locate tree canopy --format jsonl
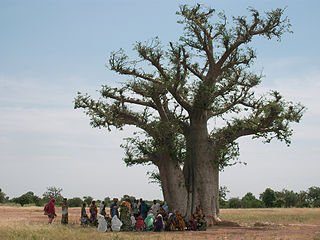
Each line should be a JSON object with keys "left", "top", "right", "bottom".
{"left": 75, "top": 4, "right": 304, "bottom": 223}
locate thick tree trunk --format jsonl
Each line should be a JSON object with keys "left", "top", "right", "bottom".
{"left": 188, "top": 114, "right": 220, "bottom": 226}
{"left": 157, "top": 154, "right": 188, "bottom": 216}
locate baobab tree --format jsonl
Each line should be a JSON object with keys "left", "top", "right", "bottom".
{"left": 75, "top": 4, "right": 304, "bottom": 225}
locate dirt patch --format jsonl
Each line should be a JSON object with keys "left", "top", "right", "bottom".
{"left": 0, "top": 206, "right": 319, "bottom": 239}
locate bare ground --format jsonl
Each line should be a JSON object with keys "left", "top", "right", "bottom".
{"left": 0, "top": 206, "right": 319, "bottom": 239}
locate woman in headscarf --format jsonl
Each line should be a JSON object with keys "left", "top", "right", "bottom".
{"left": 135, "top": 215, "right": 145, "bottom": 231}
{"left": 80, "top": 202, "right": 89, "bottom": 226}
{"left": 111, "top": 215, "right": 122, "bottom": 232}
{"left": 144, "top": 211, "right": 154, "bottom": 231}
{"left": 154, "top": 214, "right": 164, "bottom": 232}
{"left": 89, "top": 200, "right": 98, "bottom": 226}
{"left": 119, "top": 201, "right": 132, "bottom": 231}
{"left": 44, "top": 198, "right": 56, "bottom": 224}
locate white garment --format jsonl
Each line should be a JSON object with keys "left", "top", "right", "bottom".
{"left": 151, "top": 203, "right": 160, "bottom": 215}
{"left": 97, "top": 214, "right": 108, "bottom": 232}
{"left": 130, "top": 215, "right": 136, "bottom": 227}
{"left": 111, "top": 215, "right": 123, "bottom": 232}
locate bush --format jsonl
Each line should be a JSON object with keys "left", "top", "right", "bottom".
{"left": 67, "top": 197, "right": 83, "bottom": 207}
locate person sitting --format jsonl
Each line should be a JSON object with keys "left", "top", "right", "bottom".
{"left": 97, "top": 214, "right": 108, "bottom": 232}
{"left": 130, "top": 214, "right": 136, "bottom": 229}
{"left": 187, "top": 214, "right": 197, "bottom": 231}
{"left": 194, "top": 205, "right": 207, "bottom": 231}
{"left": 80, "top": 203, "right": 89, "bottom": 226}
{"left": 174, "top": 210, "right": 186, "bottom": 231}
{"left": 165, "top": 212, "right": 175, "bottom": 231}
{"left": 154, "top": 214, "right": 164, "bottom": 232}
{"left": 111, "top": 215, "right": 122, "bottom": 232}
{"left": 104, "top": 214, "right": 112, "bottom": 231}
{"left": 144, "top": 211, "right": 155, "bottom": 231}
{"left": 135, "top": 215, "right": 145, "bottom": 231}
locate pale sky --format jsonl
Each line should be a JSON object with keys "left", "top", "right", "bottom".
{"left": 0, "top": 0, "right": 319, "bottom": 201}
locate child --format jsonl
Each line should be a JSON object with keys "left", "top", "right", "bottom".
{"left": 135, "top": 215, "right": 145, "bottom": 231}
{"left": 80, "top": 203, "right": 89, "bottom": 226}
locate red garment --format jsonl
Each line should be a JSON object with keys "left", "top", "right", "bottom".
{"left": 47, "top": 198, "right": 56, "bottom": 215}
{"left": 135, "top": 215, "right": 145, "bottom": 231}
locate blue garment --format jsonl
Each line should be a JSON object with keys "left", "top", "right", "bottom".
{"left": 110, "top": 202, "right": 119, "bottom": 217}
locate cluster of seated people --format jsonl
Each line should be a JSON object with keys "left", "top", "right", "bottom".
{"left": 80, "top": 198, "right": 207, "bottom": 232}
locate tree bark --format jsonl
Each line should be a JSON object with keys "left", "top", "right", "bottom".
{"left": 157, "top": 154, "right": 188, "bottom": 216}
{"left": 188, "top": 113, "right": 220, "bottom": 226}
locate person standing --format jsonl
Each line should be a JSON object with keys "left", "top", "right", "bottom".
{"left": 44, "top": 197, "right": 56, "bottom": 224}
{"left": 99, "top": 201, "right": 106, "bottom": 216}
{"left": 61, "top": 198, "right": 68, "bottom": 224}
{"left": 110, "top": 198, "right": 119, "bottom": 218}
{"left": 89, "top": 200, "right": 98, "bottom": 226}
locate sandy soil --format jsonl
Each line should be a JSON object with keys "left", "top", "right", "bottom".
{"left": 0, "top": 206, "right": 319, "bottom": 239}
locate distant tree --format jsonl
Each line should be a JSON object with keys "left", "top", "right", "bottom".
{"left": 120, "top": 194, "right": 136, "bottom": 204}
{"left": 12, "top": 191, "right": 38, "bottom": 206}
{"left": 83, "top": 196, "right": 93, "bottom": 205}
{"left": 43, "top": 187, "right": 63, "bottom": 205}
{"left": 282, "top": 189, "right": 298, "bottom": 208}
{"left": 219, "top": 186, "right": 229, "bottom": 208}
{"left": 260, "top": 188, "right": 276, "bottom": 208}
{"left": 241, "top": 192, "right": 263, "bottom": 208}
{"left": 296, "top": 190, "right": 310, "bottom": 208}
{"left": 0, "top": 188, "right": 6, "bottom": 203}
{"left": 104, "top": 197, "right": 112, "bottom": 206}
{"left": 68, "top": 197, "right": 83, "bottom": 207}
{"left": 228, "top": 197, "right": 242, "bottom": 208}
{"left": 307, "top": 186, "right": 320, "bottom": 207}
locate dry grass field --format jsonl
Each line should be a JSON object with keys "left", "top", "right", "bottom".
{"left": 0, "top": 206, "right": 319, "bottom": 239}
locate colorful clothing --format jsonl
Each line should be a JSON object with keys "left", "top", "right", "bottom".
{"left": 89, "top": 203, "right": 98, "bottom": 226}
{"left": 119, "top": 204, "right": 132, "bottom": 231}
{"left": 154, "top": 214, "right": 164, "bottom": 232}
{"left": 110, "top": 201, "right": 119, "bottom": 218}
{"left": 144, "top": 212, "right": 154, "bottom": 231}
{"left": 61, "top": 201, "right": 68, "bottom": 224}
{"left": 44, "top": 198, "right": 56, "bottom": 224}
{"left": 135, "top": 215, "right": 145, "bottom": 231}
{"left": 80, "top": 205, "right": 89, "bottom": 226}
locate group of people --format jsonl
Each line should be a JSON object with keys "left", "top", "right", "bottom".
{"left": 43, "top": 197, "right": 68, "bottom": 224}
{"left": 43, "top": 197, "right": 207, "bottom": 232}
{"left": 80, "top": 198, "right": 207, "bottom": 232}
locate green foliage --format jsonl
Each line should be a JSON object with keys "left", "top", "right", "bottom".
{"left": 307, "top": 186, "right": 320, "bottom": 207}
{"left": 67, "top": 197, "right": 83, "bottom": 207}
{"left": 0, "top": 188, "right": 7, "bottom": 203}
{"left": 219, "top": 186, "right": 229, "bottom": 208}
{"left": 43, "top": 187, "right": 63, "bottom": 205}
{"left": 228, "top": 197, "right": 242, "bottom": 208}
{"left": 260, "top": 188, "right": 276, "bottom": 208}
{"left": 104, "top": 197, "right": 112, "bottom": 206}
{"left": 241, "top": 192, "right": 263, "bottom": 208}
{"left": 11, "top": 191, "right": 39, "bottom": 206}
{"left": 83, "top": 196, "right": 93, "bottom": 205}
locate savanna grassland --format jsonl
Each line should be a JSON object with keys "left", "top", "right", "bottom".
{"left": 0, "top": 206, "right": 319, "bottom": 240}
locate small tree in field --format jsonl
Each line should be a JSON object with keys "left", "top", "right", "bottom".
{"left": 75, "top": 4, "right": 304, "bottom": 224}
{"left": 43, "top": 187, "right": 63, "bottom": 205}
